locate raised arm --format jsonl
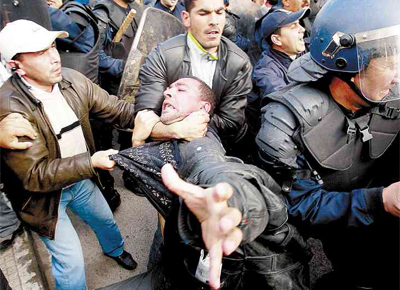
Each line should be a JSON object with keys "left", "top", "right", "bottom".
{"left": 161, "top": 164, "right": 242, "bottom": 290}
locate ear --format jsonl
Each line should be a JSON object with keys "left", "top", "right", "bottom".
{"left": 6, "top": 60, "right": 25, "bottom": 75}
{"left": 200, "top": 101, "right": 212, "bottom": 114}
{"left": 271, "top": 34, "right": 282, "bottom": 46}
{"left": 181, "top": 10, "right": 191, "bottom": 29}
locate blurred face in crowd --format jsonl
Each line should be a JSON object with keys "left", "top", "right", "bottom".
{"left": 161, "top": 78, "right": 210, "bottom": 124}
{"left": 12, "top": 43, "right": 62, "bottom": 92}
{"left": 161, "top": 0, "right": 178, "bottom": 10}
{"left": 353, "top": 55, "right": 399, "bottom": 102}
{"left": 182, "top": 0, "right": 226, "bottom": 53}
{"left": 252, "top": 0, "right": 266, "bottom": 6}
{"left": 282, "top": 0, "right": 310, "bottom": 12}
{"left": 271, "top": 20, "right": 305, "bottom": 58}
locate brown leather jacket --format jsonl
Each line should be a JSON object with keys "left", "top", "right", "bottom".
{"left": 0, "top": 68, "right": 135, "bottom": 239}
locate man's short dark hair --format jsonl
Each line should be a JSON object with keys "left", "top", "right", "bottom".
{"left": 184, "top": 0, "right": 197, "bottom": 12}
{"left": 186, "top": 76, "right": 216, "bottom": 116}
{"left": 12, "top": 53, "right": 22, "bottom": 61}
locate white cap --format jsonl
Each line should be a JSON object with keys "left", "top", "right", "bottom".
{"left": 0, "top": 20, "right": 69, "bottom": 61}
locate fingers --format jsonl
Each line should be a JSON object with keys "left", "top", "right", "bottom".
{"left": 382, "top": 182, "right": 400, "bottom": 217}
{"left": 222, "top": 227, "right": 242, "bottom": 256}
{"left": 91, "top": 149, "right": 118, "bottom": 170}
{"left": 104, "top": 149, "right": 119, "bottom": 155}
{"left": 2, "top": 113, "right": 37, "bottom": 140}
{"left": 133, "top": 110, "right": 160, "bottom": 144}
{"left": 136, "top": 110, "right": 159, "bottom": 121}
{"left": 105, "top": 149, "right": 119, "bottom": 170}
{"left": 202, "top": 126, "right": 208, "bottom": 137}
{"left": 9, "top": 141, "right": 33, "bottom": 150}
{"left": 103, "top": 159, "right": 116, "bottom": 171}
{"left": 208, "top": 241, "right": 223, "bottom": 290}
{"left": 13, "top": 124, "right": 37, "bottom": 140}
{"left": 187, "top": 110, "right": 210, "bottom": 123}
{"left": 219, "top": 207, "right": 241, "bottom": 234}
{"left": 213, "top": 183, "right": 233, "bottom": 203}
{"left": 161, "top": 163, "right": 205, "bottom": 199}
{"left": 219, "top": 205, "right": 242, "bottom": 255}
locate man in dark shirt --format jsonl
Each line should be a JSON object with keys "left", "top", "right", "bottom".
{"left": 252, "top": 8, "right": 309, "bottom": 98}
{"left": 100, "top": 76, "right": 310, "bottom": 290}
{"left": 153, "top": 0, "right": 185, "bottom": 22}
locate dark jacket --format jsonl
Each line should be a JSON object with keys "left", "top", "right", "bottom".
{"left": 153, "top": 0, "right": 184, "bottom": 22}
{"left": 252, "top": 45, "right": 293, "bottom": 99}
{"left": 49, "top": 2, "right": 101, "bottom": 84}
{"left": 223, "top": 10, "right": 250, "bottom": 53}
{"left": 0, "top": 68, "right": 136, "bottom": 239}
{"left": 92, "top": 0, "right": 145, "bottom": 94}
{"left": 134, "top": 34, "right": 252, "bottom": 142}
{"left": 93, "top": 0, "right": 145, "bottom": 70}
{"left": 256, "top": 78, "right": 400, "bottom": 288}
{"left": 110, "top": 129, "right": 312, "bottom": 289}
{"left": 169, "top": 130, "right": 311, "bottom": 289}
{"left": 49, "top": 7, "right": 95, "bottom": 53}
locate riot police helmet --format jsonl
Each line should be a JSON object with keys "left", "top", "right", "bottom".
{"left": 310, "top": 0, "right": 400, "bottom": 103}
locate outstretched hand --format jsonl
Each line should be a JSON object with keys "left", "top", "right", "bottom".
{"left": 161, "top": 163, "right": 242, "bottom": 289}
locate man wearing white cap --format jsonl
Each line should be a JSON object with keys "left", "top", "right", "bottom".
{"left": 0, "top": 20, "right": 138, "bottom": 290}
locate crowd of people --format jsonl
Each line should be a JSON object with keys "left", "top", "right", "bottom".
{"left": 0, "top": 0, "right": 399, "bottom": 290}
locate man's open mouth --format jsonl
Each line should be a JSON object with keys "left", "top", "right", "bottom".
{"left": 206, "top": 29, "right": 219, "bottom": 36}
{"left": 163, "top": 102, "right": 175, "bottom": 111}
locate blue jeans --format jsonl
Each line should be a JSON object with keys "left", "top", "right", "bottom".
{"left": 40, "top": 179, "right": 124, "bottom": 290}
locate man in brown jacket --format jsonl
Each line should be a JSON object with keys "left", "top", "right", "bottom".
{"left": 0, "top": 20, "right": 137, "bottom": 290}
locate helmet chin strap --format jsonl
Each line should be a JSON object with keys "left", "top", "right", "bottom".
{"left": 336, "top": 73, "right": 400, "bottom": 121}
{"left": 337, "top": 73, "right": 380, "bottom": 107}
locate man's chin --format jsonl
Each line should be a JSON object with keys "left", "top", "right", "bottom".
{"left": 160, "top": 115, "right": 186, "bottom": 125}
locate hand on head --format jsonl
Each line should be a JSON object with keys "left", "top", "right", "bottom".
{"left": 161, "top": 163, "right": 243, "bottom": 289}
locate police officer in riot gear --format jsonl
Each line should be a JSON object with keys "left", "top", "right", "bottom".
{"left": 256, "top": 0, "right": 400, "bottom": 289}
{"left": 92, "top": 0, "right": 145, "bottom": 95}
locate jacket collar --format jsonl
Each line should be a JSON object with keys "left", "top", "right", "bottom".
{"left": 11, "top": 73, "right": 73, "bottom": 110}
{"left": 187, "top": 32, "right": 219, "bottom": 61}
{"left": 59, "top": 77, "right": 73, "bottom": 90}
{"left": 267, "top": 46, "right": 293, "bottom": 69}
{"left": 11, "top": 74, "right": 40, "bottom": 111}
{"left": 182, "top": 33, "right": 228, "bottom": 100}
{"left": 183, "top": 33, "right": 229, "bottom": 66}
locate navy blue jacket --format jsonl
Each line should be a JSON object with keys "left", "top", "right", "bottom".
{"left": 223, "top": 11, "right": 250, "bottom": 53}
{"left": 49, "top": 7, "right": 95, "bottom": 53}
{"left": 153, "top": 0, "right": 184, "bottom": 22}
{"left": 252, "top": 45, "right": 293, "bottom": 99}
{"left": 97, "top": 29, "right": 125, "bottom": 78}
